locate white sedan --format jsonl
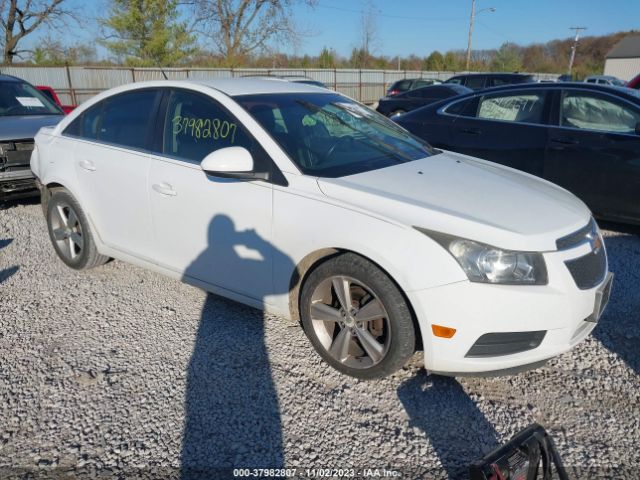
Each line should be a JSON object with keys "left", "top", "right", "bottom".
{"left": 30, "top": 79, "right": 612, "bottom": 379}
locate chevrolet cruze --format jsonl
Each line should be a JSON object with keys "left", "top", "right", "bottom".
{"left": 30, "top": 79, "right": 613, "bottom": 379}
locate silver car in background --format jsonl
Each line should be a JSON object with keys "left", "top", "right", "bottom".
{"left": 0, "top": 74, "right": 63, "bottom": 201}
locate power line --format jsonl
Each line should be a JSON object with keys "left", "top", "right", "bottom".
{"left": 316, "top": 2, "right": 466, "bottom": 22}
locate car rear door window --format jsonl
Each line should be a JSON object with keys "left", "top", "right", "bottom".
{"left": 98, "top": 90, "right": 158, "bottom": 149}
{"left": 465, "top": 76, "right": 486, "bottom": 89}
{"left": 561, "top": 91, "right": 640, "bottom": 133}
{"left": 478, "top": 92, "right": 546, "bottom": 124}
{"left": 65, "top": 90, "right": 159, "bottom": 147}
{"left": 162, "top": 89, "right": 252, "bottom": 163}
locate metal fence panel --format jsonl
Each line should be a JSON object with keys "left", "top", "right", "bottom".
{"left": 0, "top": 66, "right": 560, "bottom": 105}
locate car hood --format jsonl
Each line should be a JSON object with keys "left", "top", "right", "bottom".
{"left": 0, "top": 115, "right": 63, "bottom": 141}
{"left": 316, "top": 150, "right": 591, "bottom": 252}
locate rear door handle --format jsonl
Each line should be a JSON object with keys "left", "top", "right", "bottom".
{"left": 152, "top": 182, "right": 177, "bottom": 197}
{"left": 550, "top": 137, "right": 579, "bottom": 145}
{"left": 78, "top": 159, "right": 96, "bottom": 171}
{"left": 459, "top": 128, "right": 481, "bottom": 135}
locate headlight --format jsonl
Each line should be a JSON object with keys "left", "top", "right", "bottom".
{"left": 416, "top": 228, "right": 548, "bottom": 285}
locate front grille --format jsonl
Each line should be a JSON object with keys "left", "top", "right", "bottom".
{"left": 0, "top": 140, "right": 34, "bottom": 172}
{"left": 556, "top": 219, "right": 595, "bottom": 250}
{"left": 565, "top": 247, "right": 607, "bottom": 290}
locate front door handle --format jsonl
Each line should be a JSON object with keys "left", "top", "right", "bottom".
{"left": 459, "top": 128, "right": 481, "bottom": 135}
{"left": 78, "top": 159, "right": 96, "bottom": 171}
{"left": 550, "top": 137, "right": 579, "bottom": 145}
{"left": 152, "top": 182, "right": 177, "bottom": 197}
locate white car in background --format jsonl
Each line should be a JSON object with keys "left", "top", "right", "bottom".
{"left": 31, "top": 79, "right": 612, "bottom": 379}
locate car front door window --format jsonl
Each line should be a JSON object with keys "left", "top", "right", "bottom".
{"left": 561, "top": 92, "right": 640, "bottom": 134}
{"left": 163, "top": 90, "right": 253, "bottom": 163}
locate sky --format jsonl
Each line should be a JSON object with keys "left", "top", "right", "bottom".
{"left": 20, "top": 0, "right": 640, "bottom": 60}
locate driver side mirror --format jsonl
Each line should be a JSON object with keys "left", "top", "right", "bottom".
{"left": 200, "top": 147, "right": 268, "bottom": 181}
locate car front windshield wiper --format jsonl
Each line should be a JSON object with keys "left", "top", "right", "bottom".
{"left": 295, "top": 100, "right": 416, "bottom": 163}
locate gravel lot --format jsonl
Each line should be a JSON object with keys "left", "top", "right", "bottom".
{"left": 1, "top": 200, "right": 639, "bottom": 479}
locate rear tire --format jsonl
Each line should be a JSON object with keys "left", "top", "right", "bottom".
{"left": 300, "top": 253, "right": 416, "bottom": 380}
{"left": 46, "top": 189, "right": 108, "bottom": 270}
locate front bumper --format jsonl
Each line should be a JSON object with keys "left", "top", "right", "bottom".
{"left": 407, "top": 242, "right": 611, "bottom": 374}
{"left": 0, "top": 170, "right": 38, "bottom": 200}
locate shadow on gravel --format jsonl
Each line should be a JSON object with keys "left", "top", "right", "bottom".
{"left": 397, "top": 372, "right": 501, "bottom": 479}
{"left": 0, "top": 238, "right": 19, "bottom": 284}
{"left": 593, "top": 226, "right": 640, "bottom": 375}
{"left": 180, "top": 215, "right": 291, "bottom": 478}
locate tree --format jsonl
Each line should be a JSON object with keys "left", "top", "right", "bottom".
{"left": 101, "top": 0, "right": 195, "bottom": 66}
{"left": 32, "top": 36, "right": 96, "bottom": 65}
{"left": 357, "top": 0, "right": 378, "bottom": 66}
{"left": 491, "top": 42, "right": 523, "bottom": 72}
{"left": 423, "top": 51, "right": 444, "bottom": 71}
{"left": 193, "top": 0, "right": 315, "bottom": 67}
{"left": 1, "top": 0, "right": 73, "bottom": 64}
{"left": 443, "top": 51, "right": 462, "bottom": 71}
{"left": 318, "top": 46, "right": 334, "bottom": 68}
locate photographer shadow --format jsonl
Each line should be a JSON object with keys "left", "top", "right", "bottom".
{"left": 397, "top": 372, "right": 501, "bottom": 479}
{"left": 180, "top": 215, "right": 295, "bottom": 479}
{"left": 0, "top": 238, "right": 19, "bottom": 285}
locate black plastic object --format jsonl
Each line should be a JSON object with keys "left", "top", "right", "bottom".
{"left": 469, "top": 423, "right": 568, "bottom": 480}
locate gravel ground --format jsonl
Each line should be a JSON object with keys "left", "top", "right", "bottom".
{"left": 0, "top": 201, "right": 639, "bottom": 479}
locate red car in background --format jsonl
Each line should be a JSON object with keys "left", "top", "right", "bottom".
{"left": 627, "top": 73, "right": 640, "bottom": 90}
{"left": 35, "top": 86, "right": 76, "bottom": 114}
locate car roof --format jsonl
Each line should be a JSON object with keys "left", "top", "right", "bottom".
{"left": 449, "top": 72, "right": 532, "bottom": 78}
{"left": 184, "top": 78, "right": 329, "bottom": 95}
{"left": 457, "top": 81, "right": 639, "bottom": 99}
{"left": 0, "top": 73, "right": 22, "bottom": 82}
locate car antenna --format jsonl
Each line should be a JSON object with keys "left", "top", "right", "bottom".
{"left": 160, "top": 68, "right": 168, "bottom": 80}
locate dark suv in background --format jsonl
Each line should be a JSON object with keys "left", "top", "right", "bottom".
{"left": 444, "top": 73, "right": 535, "bottom": 90}
{"left": 0, "top": 74, "right": 63, "bottom": 201}
{"left": 385, "top": 78, "right": 441, "bottom": 96}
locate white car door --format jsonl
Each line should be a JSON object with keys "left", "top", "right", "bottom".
{"left": 148, "top": 89, "right": 274, "bottom": 300}
{"left": 69, "top": 89, "right": 160, "bottom": 257}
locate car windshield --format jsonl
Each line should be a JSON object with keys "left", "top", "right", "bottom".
{"left": 0, "top": 80, "right": 62, "bottom": 116}
{"left": 235, "top": 93, "right": 435, "bottom": 177}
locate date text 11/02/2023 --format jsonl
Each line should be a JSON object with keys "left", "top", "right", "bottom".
{"left": 232, "top": 468, "right": 402, "bottom": 478}
{"left": 172, "top": 115, "right": 238, "bottom": 143}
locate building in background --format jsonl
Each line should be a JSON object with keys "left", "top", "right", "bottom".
{"left": 604, "top": 35, "right": 640, "bottom": 81}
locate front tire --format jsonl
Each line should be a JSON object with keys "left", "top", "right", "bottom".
{"left": 300, "top": 253, "right": 416, "bottom": 379}
{"left": 46, "top": 189, "right": 108, "bottom": 270}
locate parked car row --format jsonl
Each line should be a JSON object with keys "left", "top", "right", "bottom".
{"left": 395, "top": 82, "right": 640, "bottom": 225}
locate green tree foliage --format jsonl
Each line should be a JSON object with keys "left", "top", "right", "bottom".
{"left": 100, "top": 0, "right": 195, "bottom": 66}
{"left": 318, "top": 47, "right": 334, "bottom": 68}
{"left": 32, "top": 38, "right": 97, "bottom": 65}
{"left": 490, "top": 42, "right": 523, "bottom": 72}
{"left": 423, "top": 51, "right": 444, "bottom": 71}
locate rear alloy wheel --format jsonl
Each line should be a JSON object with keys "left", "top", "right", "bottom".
{"left": 47, "top": 189, "right": 108, "bottom": 270}
{"left": 300, "top": 253, "right": 416, "bottom": 379}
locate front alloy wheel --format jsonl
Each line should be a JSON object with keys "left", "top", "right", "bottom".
{"left": 310, "top": 275, "right": 390, "bottom": 369}
{"left": 300, "top": 253, "right": 416, "bottom": 379}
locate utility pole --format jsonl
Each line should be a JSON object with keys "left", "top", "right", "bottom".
{"left": 567, "top": 26, "right": 587, "bottom": 76}
{"left": 466, "top": 0, "right": 476, "bottom": 71}
{"left": 466, "top": 1, "right": 495, "bottom": 71}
